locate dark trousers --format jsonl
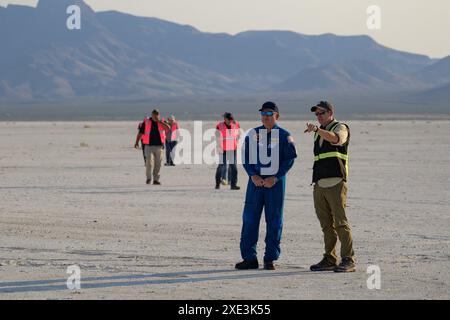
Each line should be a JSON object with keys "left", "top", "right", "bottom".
{"left": 165, "top": 141, "right": 178, "bottom": 165}
{"left": 215, "top": 150, "right": 238, "bottom": 186}
{"left": 220, "top": 163, "right": 232, "bottom": 182}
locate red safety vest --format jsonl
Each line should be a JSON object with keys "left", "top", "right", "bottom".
{"left": 142, "top": 118, "right": 167, "bottom": 145}
{"left": 170, "top": 122, "right": 179, "bottom": 141}
{"left": 217, "top": 121, "right": 240, "bottom": 151}
{"left": 138, "top": 118, "right": 147, "bottom": 142}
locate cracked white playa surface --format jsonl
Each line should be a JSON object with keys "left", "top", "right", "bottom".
{"left": 0, "top": 120, "right": 449, "bottom": 299}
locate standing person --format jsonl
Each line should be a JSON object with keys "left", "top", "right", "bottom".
{"left": 165, "top": 115, "right": 179, "bottom": 166}
{"left": 215, "top": 112, "right": 241, "bottom": 190}
{"left": 235, "top": 102, "right": 297, "bottom": 270}
{"left": 304, "top": 101, "right": 355, "bottom": 273}
{"left": 134, "top": 109, "right": 170, "bottom": 185}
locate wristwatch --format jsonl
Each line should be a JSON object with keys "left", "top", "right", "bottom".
{"left": 314, "top": 126, "right": 319, "bottom": 132}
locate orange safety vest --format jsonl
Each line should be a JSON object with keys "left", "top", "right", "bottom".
{"left": 217, "top": 121, "right": 240, "bottom": 151}
{"left": 142, "top": 118, "right": 167, "bottom": 145}
{"left": 170, "top": 122, "right": 179, "bottom": 141}
{"left": 138, "top": 118, "right": 147, "bottom": 142}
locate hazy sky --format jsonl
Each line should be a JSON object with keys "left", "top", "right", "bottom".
{"left": 1, "top": 0, "right": 449, "bottom": 58}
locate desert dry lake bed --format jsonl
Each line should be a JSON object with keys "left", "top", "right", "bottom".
{"left": 0, "top": 120, "right": 449, "bottom": 299}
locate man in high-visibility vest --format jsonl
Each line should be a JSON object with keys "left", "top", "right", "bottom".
{"left": 215, "top": 112, "right": 241, "bottom": 190}
{"left": 304, "top": 101, "right": 355, "bottom": 272}
{"left": 134, "top": 109, "right": 170, "bottom": 185}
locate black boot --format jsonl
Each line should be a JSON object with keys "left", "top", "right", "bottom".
{"left": 235, "top": 260, "right": 259, "bottom": 270}
{"left": 263, "top": 261, "right": 275, "bottom": 270}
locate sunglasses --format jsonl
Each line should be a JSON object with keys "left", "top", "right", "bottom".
{"left": 315, "top": 111, "right": 326, "bottom": 117}
{"left": 260, "top": 111, "right": 275, "bottom": 116}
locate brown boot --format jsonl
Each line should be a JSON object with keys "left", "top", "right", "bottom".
{"left": 334, "top": 258, "right": 355, "bottom": 273}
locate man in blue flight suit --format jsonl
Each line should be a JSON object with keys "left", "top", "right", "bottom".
{"left": 235, "top": 101, "right": 297, "bottom": 270}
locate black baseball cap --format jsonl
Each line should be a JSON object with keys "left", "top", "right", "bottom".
{"left": 259, "top": 101, "right": 279, "bottom": 113}
{"left": 311, "top": 101, "right": 333, "bottom": 113}
{"left": 223, "top": 112, "right": 234, "bottom": 120}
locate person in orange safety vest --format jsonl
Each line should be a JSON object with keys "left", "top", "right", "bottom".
{"left": 164, "top": 115, "right": 180, "bottom": 166}
{"left": 215, "top": 112, "right": 241, "bottom": 190}
{"left": 134, "top": 109, "right": 170, "bottom": 185}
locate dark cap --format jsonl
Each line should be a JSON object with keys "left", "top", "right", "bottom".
{"left": 311, "top": 101, "right": 333, "bottom": 113}
{"left": 151, "top": 109, "right": 160, "bottom": 115}
{"left": 223, "top": 112, "right": 234, "bottom": 120}
{"left": 259, "top": 101, "right": 279, "bottom": 113}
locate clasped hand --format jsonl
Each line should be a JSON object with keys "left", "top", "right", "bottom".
{"left": 251, "top": 175, "right": 277, "bottom": 188}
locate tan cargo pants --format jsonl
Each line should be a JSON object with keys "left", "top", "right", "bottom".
{"left": 144, "top": 145, "right": 164, "bottom": 182}
{"left": 313, "top": 181, "right": 355, "bottom": 263}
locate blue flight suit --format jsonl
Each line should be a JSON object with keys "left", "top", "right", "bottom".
{"left": 240, "top": 124, "right": 297, "bottom": 262}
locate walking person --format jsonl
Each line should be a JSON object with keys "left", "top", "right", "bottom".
{"left": 235, "top": 102, "right": 297, "bottom": 270}
{"left": 134, "top": 109, "right": 170, "bottom": 185}
{"left": 215, "top": 112, "right": 241, "bottom": 190}
{"left": 304, "top": 101, "right": 355, "bottom": 272}
{"left": 165, "top": 115, "right": 179, "bottom": 166}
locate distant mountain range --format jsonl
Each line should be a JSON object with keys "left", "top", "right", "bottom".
{"left": 0, "top": 0, "right": 449, "bottom": 110}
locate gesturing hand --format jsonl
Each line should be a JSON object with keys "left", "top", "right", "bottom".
{"left": 304, "top": 123, "right": 318, "bottom": 133}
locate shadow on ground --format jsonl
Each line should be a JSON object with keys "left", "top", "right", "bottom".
{"left": 0, "top": 268, "right": 312, "bottom": 294}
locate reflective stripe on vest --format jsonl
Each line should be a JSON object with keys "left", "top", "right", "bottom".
{"left": 313, "top": 121, "right": 343, "bottom": 160}
{"left": 217, "top": 121, "right": 239, "bottom": 151}
{"left": 142, "top": 119, "right": 167, "bottom": 145}
{"left": 314, "top": 151, "right": 348, "bottom": 162}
